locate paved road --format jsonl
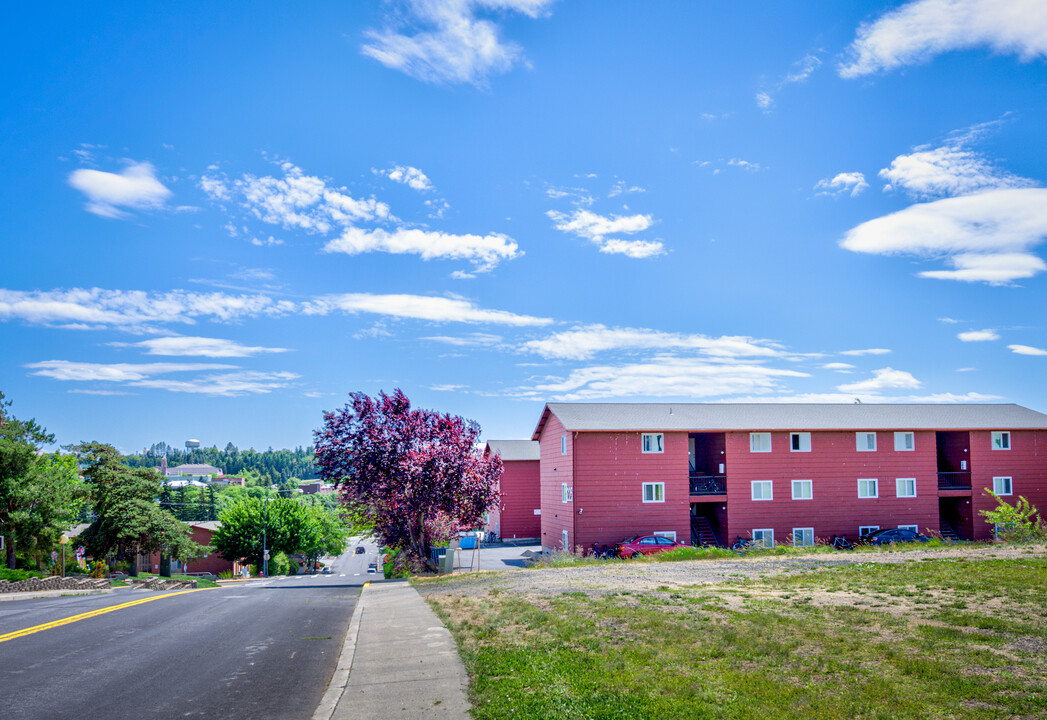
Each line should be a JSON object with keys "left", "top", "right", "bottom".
{"left": 0, "top": 541, "right": 378, "bottom": 720}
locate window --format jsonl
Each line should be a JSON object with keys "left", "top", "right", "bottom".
{"left": 642, "top": 482, "right": 665, "bottom": 503}
{"left": 790, "top": 432, "right": 811, "bottom": 452}
{"left": 859, "top": 525, "right": 879, "bottom": 536}
{"left": 858, "top": 478, "right": 879, "bottom": 498}
{"left": 856, "top": 432, "right": 877, "bottom": 451}
{"left": 750, "top": 432, "right": 771, "bottom": 452}
{"left": 562, "top": 529, "right": 569, "bottom": 551}
{"left": 895, "top": 478, "right": 916, "bottom": 498}
{"left": 561, "top": 434, "right": 567, "bottom": 455}
{"left": 993, "top": 476, "right": 1012, "bottom": 496}
{"left": 991, "top": 431, "right": 1011, "bottom": 450}
{"left": 791, "top": 479, "right": 813, "bottom": 500}
{"left": 792, "top": 527, "right": 814, "bottom": 547}
{"left": 641, "top": 433, "right": 664, "bottom": 454}
{"left": 561, "top": 483, "right": 573, "bottom": 502}
{"left": 751, "top": 480, "right": 773, "bottom": 501}
{"left": 894, "top": 432, "right": 914, "bottom": 451}
{"left": 653, "top": 530, "right": 677, "bottom": 542}
{"left": 752, "top": 529, "right": 774, "bottom": 548}
{"left": 898, "top": 524, "right": 919, "bottom": 533}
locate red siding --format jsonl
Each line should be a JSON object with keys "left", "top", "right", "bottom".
{"left": 493, "top": 459, "right": 541, "bottom": 539}
{"left": 572, "top": 431, "right": 689, "bottom": 550}
{"left": 539, "top": 414, "right": 574, "bottom": 551}
{"left": 148, "top": 526, "right": 244, "bottom": 575}
{"left": 968, "top": 430, "right": 1047, "bottom": 540}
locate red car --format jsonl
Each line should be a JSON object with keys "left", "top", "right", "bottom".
{"left": 616, "top": 535, "right": 685, "bottom": 558}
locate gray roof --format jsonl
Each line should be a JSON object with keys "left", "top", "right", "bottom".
{"left": 534, "top": 403, "right": 1047, "bottom": 438}
{"left": 166, "top": 463, "right": 222, "bottom": 476}
{"left": 485, "top": 439, "right": 541, "bottom": 461}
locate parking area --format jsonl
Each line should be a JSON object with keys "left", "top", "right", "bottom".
{"left": 448, "top": 540, "right": 542, "bottom": 572}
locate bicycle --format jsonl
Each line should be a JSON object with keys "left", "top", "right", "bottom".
{"left": 831, "top": 535, "right": 854, "bottom": 551}
{"left": 731, "top": 536, "right": 756, "bottom": 554}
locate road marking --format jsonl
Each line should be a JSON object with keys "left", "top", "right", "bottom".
{"left": 0, "top": 588, "right": 210, "bottom": 644}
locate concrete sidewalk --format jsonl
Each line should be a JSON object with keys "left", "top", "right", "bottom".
{"left": 315, "top": 579, "right": 471, "bottom": 720}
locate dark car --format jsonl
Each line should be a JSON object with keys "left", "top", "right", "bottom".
{"left": 616, "top": 535, "right": 685, "bottom": 558}
{"left": 367, "top": 563, "right": 378, "bottom": 574}
{"left": 322, "top": 567, "right": 332, "bottom": 574}
{"left": 354, "top": 546, "right": 365, "bottom": 554}
{"left": 859, "top": 528, "right": 929, "bottom": 545}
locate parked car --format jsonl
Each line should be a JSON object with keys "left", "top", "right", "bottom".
{"left": 367, "top": 563, "right": 378, "bottom": 574}
{"left": 616, "top": 535, "right": 685, "bottom": 558}
{"left": 354, "top": 546, "right": 365, "bottom": 554}
{"left": 859, "top": 528, "right": 930, "bottom": 545}
{"left": 322, "top": 567, "right": 332, "bottom": 574}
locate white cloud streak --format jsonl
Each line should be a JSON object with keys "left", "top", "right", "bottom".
{"left": 26, "top": 360, "right": 236, "bottom": 382}
{"left": 546, "top": 209, "right": 664, "bottom": 258}
{"left": 1008, "top": 344, "right": 1047, "bottom": 356}
{"left": 68, "top": 161, "right": 172, "bottom": 218}
{"left": 837, "top": 367, "right": 921, "bottom": 393}
{"left": 839, "top": 348, "right": 891, "bottom": 356}
{"left": 840, "top": 0, "right": 1047, "bottom": 78}
{"left": 840, "top": 188, "right": 1047, "bottom": 284}
{"left": 322, "top": 226, "right": 520, "bottom": 274}
{"left": 756, "top": 53, "right": 822, "bottom": 110}
{"left": 957, "top": 329, "right": 999, "bottom": 342}
{"left": 815, "top": 172, "right": 869, "bottom": 198}
{"left": 361, "top": 0, "right": 556, "bottom": 86}
{"left": 521, "top": 324, "right": 786, "bottom": 361}
{"left": 302, "top": 293, "right": 552, "bottom": 326}
{"left": 116, "top": 336, "right": 290, "bottom": 357}
{"left": 378, "top": 165, "right": 434, "bottom": 191}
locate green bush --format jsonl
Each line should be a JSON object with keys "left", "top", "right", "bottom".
{"left": 287, "top": 558, "right": 300, "bottom": 576}
{"left": 0, "top": 568, "right": 46, "bottom": 582}
{"left": 269, "top": 551, "right": 290, "bottom": 576}
{"left": 217, "top": 570, "right": 233, "bottom": 579}
{"left": 980, "top": 491, "right": 1046, "bottom": 542}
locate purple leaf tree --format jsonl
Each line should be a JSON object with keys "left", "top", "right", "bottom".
{"left": 314, "top": 389, "right": 501, "bottom": 571}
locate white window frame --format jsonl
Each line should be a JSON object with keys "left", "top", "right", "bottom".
{"left": 653, "top": 530, "right": 677, "bottom": 542}
{"left": 898, "top": 524, "right": 919, "bottom": 533}
{"left": 562, "top": 529, "right": 569, "bottom": 551}
{"left": 858, "top": 478, "right": 879, "bottom": 499}
{"left": 752, "top": 529, "right": 774, "bottom": 548}
{"left": 856, "top": 432, "right": 877, "bottom": 452}
{"left": 791, "top": 479, "right": 813, "bottom": 500}
{"left": 991, "top": 431, "right": 1011, "bottom": 450}
{"left": 859, "top": 525, "right": 880, "bottom": 536}
{"left": 561, "top": 483, "right": 572, "bottom": 502}
{"left": 750, "top": 432, "right": 771, "bottom": 453}
{"left": 642, "top": 482, "right": 665, "bottom": 503}
{"left": 895, "top": 478, "right": 917, "bottom": 498}
{"left": 641, "top": 433, "right": 664, "bottom": 454}
{"left": 894, "top": 432, "right": 915, "bottom": 451}
{"left": 993, "top": 476, "right": 1013, "bottom": 496}
{"left": 561, "top": 434, "right": 567, "bottom": 455}
{"left": 751, "top": 480, "right": 773, "bottom": 501}
{"left": 790, "top": 432, "right": 811, "bottom": 452}
{"left": 792, "top": 527, "right": 814, "bottom": 547}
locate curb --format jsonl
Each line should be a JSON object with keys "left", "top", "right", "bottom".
{"left": 0, "top": 588, "right": 114, "bottom": 602}
{"left": 311, "top": 581, "right": 369, "bottom": 720}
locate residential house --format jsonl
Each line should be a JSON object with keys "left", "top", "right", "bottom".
{"left": 484, "top": 440, "right": 541, "bottom": 540}
{"left": 531, "top": 403, "right": 1047, "bottom": 552}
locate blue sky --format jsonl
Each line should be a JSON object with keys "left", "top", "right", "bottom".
{"left": 3, "top": 1, "right": 1047, "bottom": 453}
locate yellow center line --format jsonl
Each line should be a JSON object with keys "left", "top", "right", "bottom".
{"left": 0, "top": 588, "right": 214, "bottom": 644}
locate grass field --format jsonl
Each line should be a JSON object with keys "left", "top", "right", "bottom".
{"left": 422, "top": 553, "right": 1047, "bottom": 719}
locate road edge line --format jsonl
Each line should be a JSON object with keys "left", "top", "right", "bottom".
{"left": 312, "top": 581, "right": 368, "bottom": 720}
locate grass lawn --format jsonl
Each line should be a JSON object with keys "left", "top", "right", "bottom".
{"left": 422, "top": 554, "right": 1047, "bottom": 719}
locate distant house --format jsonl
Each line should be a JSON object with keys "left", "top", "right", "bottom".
{"left": 484, "top": 440, "right": 541, "bottom": 540}
{"left": 210, "top": 476, "right": 246, "bottom": 487}
{"left": 300, "top": 480, "right": 335, "bottom": 495}
{"left": 148, "top": 521, "right": 244, "bottom": 576}
{"left": 532, "top": 402, "right": 1047, "bottom": 553}
{"left": 165, "top": 463, "right": 223, "bottom": 484}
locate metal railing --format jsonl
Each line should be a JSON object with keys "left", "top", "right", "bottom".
{"left": 689, "top": 475, "right": 727, "bottom": 495}
{"left": 937, "top": 471, "right": 972, "bottom": 490}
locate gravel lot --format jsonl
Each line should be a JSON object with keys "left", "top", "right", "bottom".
{"left": 417, "top": 543, "right": 1047, "bottom": 600}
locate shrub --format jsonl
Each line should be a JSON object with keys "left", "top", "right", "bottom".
{"left": 218, "top": 570, "right": 233, "bottom": 579}
{"left": 269, "top": 551, "right": 290, "bottom": 576}
{"left": 980, "top": 491, "right": 1046, "bottom": 542}
{"left": 0, "top": 568, "right": 45, "bottom": 582}
{"left": 89, "top": 561, "right": 107, "bottom": 578}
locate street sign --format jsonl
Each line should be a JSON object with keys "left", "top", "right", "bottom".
{"left": 264, "top": 552, "right": 270, "bottom": 560}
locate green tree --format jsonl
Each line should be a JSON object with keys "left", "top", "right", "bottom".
{"left": 75, "top": 442, "right": 204, "bottom": 575}
{"left": 1, "top": 391, "right": 86, "bottom": 569}
{"left": 298, "top": 503, "right": 350, "bottom": 568}
{"left": 211, "top": 495, "right": 309, "bottom": 570}
{"left": 980, "top": 490, "right": 1045, "bottom": 542}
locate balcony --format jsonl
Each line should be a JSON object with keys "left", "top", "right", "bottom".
{"left": 689, "top": 474, "right": 727, "bottom": 496}
{"left": 937, "top": 471, "right": 972, "bottom": 490}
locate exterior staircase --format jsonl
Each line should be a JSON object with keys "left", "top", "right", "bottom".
{"left": 939, "top": 521, "right": 961, "bottom": 541}
{"left": 691, "top": 515, "right": 720, "bottom": 547}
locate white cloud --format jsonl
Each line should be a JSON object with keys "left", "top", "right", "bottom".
{"left": 815, "top": 172, "right": 869, "bottom": 198}
{"left": 840, "top": 0, "right": 1047, "bottom": 78}
{"left": 879, "top": 135, "right": 1035, "bottom": 200}
{"left": 727, "top": 158, "right": 762, "bottom": 172}
{"left": 547, "top": 209, "right": 663, "bottom": 257}
{"left": 755, "top": 91, "right": 773, "bottom": 109}
{"left": 757, "top": 53, "right": 822, "bottom": 110}
{"left": 0, "top": 288, "right": 296, "bottom": 331}
{"left": 1008, "top": 344, "right": 1047, "bottom": 356}
{"left": 323, "top": 226, "right": 520, "bottom": 274}
{"left": 378, "top": 165, "right": 434, "bottom": 191}
{"left": 361, "top": 0, "right": 556, "bottom": 86}
{"left": 821, "top": 362, "right": 855, "bottom": 371}
{"left": 26, "top": 360, "right": 235, "bottom": 382}
{"left": 68, "top": 161, "right": 172, "bottom": 218}
{"left": 422, "top": 333, "right": 503, "bottom": 347}
{"left": 837, "top": 367, "right": 921, "bottom": 393}
{"left": 839, "top": 348, "right": 892, "bottom": 356}
{"left": 840, "top": 188, "right": 1047, "bottom": 284}
{"left": 521, "top": 325, "right": 786, "bottom": 361}
{"left": 302, "top": 293, "right": 552, "bottom": 326}
{"left": 519, "top": 356, "right": 809, "bottom": 401}
{"left": 116, "top": 336, "right": 290, "bottom": 357}
{"left": 129, "top": 370, "right": 299, "bottom": 396}
{"left": 721, "top": 391, "right": 1001, "bottom": 403}
{"left": 607, "top": 180, "right": 645, "bottom": 198}
{"left": 957, "top": 329, "right": 999, "bottom": 342}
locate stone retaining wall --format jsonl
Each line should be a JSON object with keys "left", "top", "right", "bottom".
{"left": 0, "top": 576, "right": 110, "bottom": 594}
{"left": 128, "top": 577, "right": 197, "bottom": 591}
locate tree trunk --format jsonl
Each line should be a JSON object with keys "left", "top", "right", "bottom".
{"left": 159, "top": 552, "right": 171, "bottom": 577}
{"left": 5, "top": 534, "right": 15, "bottom": 569}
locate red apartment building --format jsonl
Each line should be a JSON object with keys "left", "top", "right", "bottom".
{"left": 484, "top": 440, "right": 542, "bottom": 540}
{"left": 531, "top": 403, "right": 1047, "bottom": 552}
